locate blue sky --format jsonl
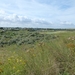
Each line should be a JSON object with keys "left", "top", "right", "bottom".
{"left": 0, "top": 0, "right": 75, "bottom": 28}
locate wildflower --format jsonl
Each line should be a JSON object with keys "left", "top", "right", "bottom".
{"left": 8, "top": 58, "right": 11, "bottom": 61}
{"left": 16, "top": 70, "right": 20, "bottom": 73}
{"left": 20, "top": 60, "right": 22, "bottom": 62}
{"left": 13, "top": 51, "right": 15, "bottom": 54}
{"left": 33, "top": 54, "right": 36, "bottom": 57}
{"left": 11, "top": 56, "right": 14, "bottom": 58}
{"left": 13, "top": 67, "right": 16, "bottom": 69}
{"left": 22, "top": 60, "right": 27, "bottom": 65}
{"left": 17, "top": 59, "right": 19, "bottom": 63}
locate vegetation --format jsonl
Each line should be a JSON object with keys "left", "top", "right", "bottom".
{"left": 0, "top": 27, "right": 75, "bottom": 75}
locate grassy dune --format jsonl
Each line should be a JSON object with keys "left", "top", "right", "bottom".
{"left": 0, "top": 28, "right": 75, "bottom": 75}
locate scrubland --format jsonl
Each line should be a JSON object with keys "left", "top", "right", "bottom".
{"left": 0, "top": 28, "right": 75, "bottom": 75}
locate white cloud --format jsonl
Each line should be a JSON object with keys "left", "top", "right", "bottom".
{"left": 0, "top": 13, "right": 52, "bottom": 28}
{"left": 0, "top": 0, "right": 75, "bottom": 28}
{"left": 0, "top": 10, "right": 5, "bottom": 14}
{"left": 60, "top": 21, "right": 73, "bottom": 25}
{"left": 58, "top": 21, "right": 75, "bottom": 28}
{"left": 34, "top": 19, "right": 52, "bottom": 25}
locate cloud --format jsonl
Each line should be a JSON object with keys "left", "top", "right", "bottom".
{"left": 60, "top": 21, "right": 73, "bottom": 25}
{"left": 34, "top": 19, "right": 52, "bottom": 25}
{"left": 0, "top": 9, "right": 6, "bottom": 14}
{"left": 0, "top": 0, "right": 75, "bottom": 28}
{"left": 59, "top": 21, "right": 75, "bottom": 28}
{"left": 0, "top": 13, "right": 52, "bottom": 28}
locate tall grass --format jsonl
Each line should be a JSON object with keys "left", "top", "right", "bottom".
{"left": 0, "top": 30, "right": 75, "bottom": 75}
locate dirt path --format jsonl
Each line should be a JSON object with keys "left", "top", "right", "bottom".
{"left": 40, "top": 31, "right": 67, "bottom": 34}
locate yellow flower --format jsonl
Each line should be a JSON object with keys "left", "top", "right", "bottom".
{"left": 33, "top": 54, "right": 36, "bottom": 57}
{"left": 13, "top": 51, "right": 15, "bottom": 54}
{"left": 16, "top": 70, "right": 20, "bottom": 73}
{"left": 11, "top": 56, "right": 14, "bottom": 58}
{"left": 23, "top": 60, "right": 27, "bottom": 65}
{"left": 13, "top": 67, "right": 16, "bottom": 69}
{"left": 8, "top": 58, "right": 11, "bottom": 61}
{"left": 20, "top": 60, "right": 22, "bottom": 62}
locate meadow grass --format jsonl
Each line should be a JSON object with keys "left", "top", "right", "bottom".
{"left": 0, "top": 29, "right": 75, "bottom": 75}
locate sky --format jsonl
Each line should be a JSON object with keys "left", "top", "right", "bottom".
{"left": 0, "top": 0, "right": 75, "bottom": 28}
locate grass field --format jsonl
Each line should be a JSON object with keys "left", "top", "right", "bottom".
{"left": 0, "top": 28, "right": 75, "bottom": 75}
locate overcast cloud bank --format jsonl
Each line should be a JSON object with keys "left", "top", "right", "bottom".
{"left": 0, "top": 0, "right": 75, "bottom": 28}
